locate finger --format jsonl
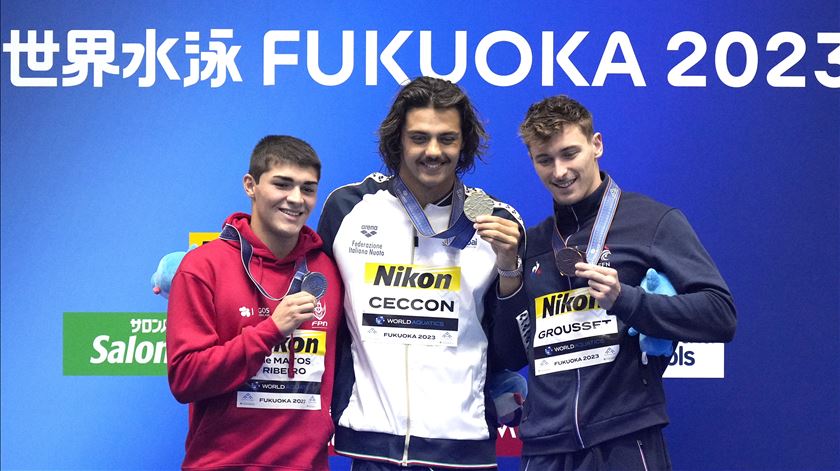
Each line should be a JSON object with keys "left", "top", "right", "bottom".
{"left": 477, "top": 230, "right": 518, "bottom": 247}
{"left": 576, "top": 266, "right": 617, "bottom": 285}
{"left": 295, "top": 300, "right": 316, "bottom": 314}
{"left": 587, "top": 280, "right": 613, "bottom": 295}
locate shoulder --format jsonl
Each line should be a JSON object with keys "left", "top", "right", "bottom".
{"left": 178, "top": 239, "right": 233, "bottom": 272}
{"left": 322, "top": 172, "right": 391, "bottom": 211}
{"left": 617, "top": 191, "right": 673, "bottom": 219}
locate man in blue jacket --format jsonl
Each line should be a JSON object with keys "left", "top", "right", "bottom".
{"left": 494, "top": 95, "right": 737, "bottom": 471}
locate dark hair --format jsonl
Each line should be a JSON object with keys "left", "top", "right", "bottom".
{"left": 248, "top": 135, "right": 321, "bottom": 182}
{"left": 378, "top": 77, "right": 488, "bottom": 175}
{"left": 519, "top": 95, "right": 595, "bottom": 146}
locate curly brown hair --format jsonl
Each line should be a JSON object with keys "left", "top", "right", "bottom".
{"left": 519, "top": 95, "right": 595, "bottom": 146}
{"left": 378, "top": 77, "right": 488, "bottom": 175}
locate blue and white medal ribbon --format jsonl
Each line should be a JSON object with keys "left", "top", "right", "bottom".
{"left": 392, "top": 176, "right": 476, "bottom": 250}
{"left": 551, "top": 177, "right": 622, "bottom": 276}
{"left": 219, "top": 224, "right": 326, "bottom": 300}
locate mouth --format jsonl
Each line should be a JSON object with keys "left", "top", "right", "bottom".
{"left": 419, "top": 158, "right": 450, "bottom": 171}
{"left": 553, "top": 177, "right": 576, "bottom": 189}
{"left": 278, "top": 208, "right": 304, "bottom": 218}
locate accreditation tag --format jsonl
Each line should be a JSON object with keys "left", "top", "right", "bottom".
{"left": 236, "top": 329, "right": 326, "bottom": 410}
{"left": 358, "top": 263, "right": 460, "bottom": 346}
{"left": 532, "top": 287, "right": 620, "bottom": 375}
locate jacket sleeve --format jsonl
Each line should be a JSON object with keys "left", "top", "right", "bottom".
{"left": 166, "top": 269, "right": 285, "bottom": 404}
{"left": 610, "top": 209, "right": 737, "bottom": 343}
{"left": 487, "top": 207, "right": 530, "bottom": 372}
{"left": 317, "top": 191, "right": 343, "bottom": 259}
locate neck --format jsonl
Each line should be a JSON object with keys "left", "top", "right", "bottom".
{"left": 401, "top": 177, "right": 455, "bottom": 207}
{"left": 251, "top": 219, "right": 298, "bottom": 260}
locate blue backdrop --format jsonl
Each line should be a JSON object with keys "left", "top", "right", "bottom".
{"left": 2, "top": 1, "right": 838, "bottom": 470}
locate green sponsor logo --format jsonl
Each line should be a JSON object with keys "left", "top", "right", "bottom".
{"left": 63, "top": 312, "right": 167, "bottom": 376}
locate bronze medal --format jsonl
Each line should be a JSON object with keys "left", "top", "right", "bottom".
{"left": 555, "top": 247, "right": 585, "bottom": 276}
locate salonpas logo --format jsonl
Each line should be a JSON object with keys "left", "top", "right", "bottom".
{"left": 63, "top": 312, "right": 167, "bottom": 376}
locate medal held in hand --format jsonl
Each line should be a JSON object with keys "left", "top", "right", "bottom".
{"left": 463, "top": 191, "right": 494, "bottom": 222}
{"left": 555, "top": 247, "right": 585, "bottom": 276}
{"left": 300, "top": 272, "right": 328, "bottom": 299}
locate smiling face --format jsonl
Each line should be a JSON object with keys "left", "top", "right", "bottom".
{"left": 244, "top": 162, "right": 319, "bottom": 255}
{"left": 398, "top": 106, "right": 464, "bottom": 206}
{"left": 529, "top": 125, "right": 603, "bottom": 206}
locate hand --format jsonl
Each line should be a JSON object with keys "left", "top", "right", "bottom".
{"left": 574, "top": 262, "right": 621, "bottom": 310}
{"left": 473, "top": 214, "right": 520, "bottom": 270}
{"left": 271, "top": 291, "right": 317, "bottom": 336}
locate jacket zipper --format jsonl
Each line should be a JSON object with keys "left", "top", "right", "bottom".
{"left": 637, "top": 439, "right": 649, "bottom": 471}
{"left": 574, "top": 369, "right": 585, "bottom": 448}
{"left": 401, "top": 344, "right": 411, "bottom": 466}
{"left": 569, "top": 206, "right": 586, "bottom": 449}
{"left": 401, "top": 231, "right": 418, "bottom": 466}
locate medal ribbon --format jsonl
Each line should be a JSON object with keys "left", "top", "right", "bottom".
{"left": 392, "top": 176, "right": 476, "bottom": 250}
{"left": 551, "top": 177, "right": 622, "bottom": 273}
{"left": 220, "top": 224, "right": 313, "bottom": 379}
{"left": 220, "top": 224, "right": 309, "bottom": 300}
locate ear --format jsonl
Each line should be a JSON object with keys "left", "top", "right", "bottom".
{"left": 592, "top": 132, "right": 604, "bottom": 159}
{"left": 243, "top": 174, "right": 257, "bottom": 199}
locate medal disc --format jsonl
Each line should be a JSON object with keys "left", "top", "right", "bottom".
{"left": 301, "top": 272, "right": 328, "bottom": 299}
{"left": 555, "top": 247, "right": 584, "bottom": 276}
{"left": 464, "top": 191, "right": 494, "bottom": 222}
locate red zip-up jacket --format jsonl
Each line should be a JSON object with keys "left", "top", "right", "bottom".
{"left": 167, "top": 213, "right": 343, "bottom": 470}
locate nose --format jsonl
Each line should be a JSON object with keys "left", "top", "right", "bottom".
{"left": 553, "top": 160, "right": 569, "bottom": 180}
{"left": 286, "top": 185, "right": 303, "bottom": 204}
{"left": 426, "top": 138, "right": 442, "bottom": 157}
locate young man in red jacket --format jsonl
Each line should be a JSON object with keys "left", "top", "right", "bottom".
{"left": 166, "top": 135, "right": 343, "bottom": 471}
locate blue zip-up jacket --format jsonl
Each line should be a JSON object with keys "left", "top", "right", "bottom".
{"left": 494, "top": 174, "right": 736, "bottom": 455}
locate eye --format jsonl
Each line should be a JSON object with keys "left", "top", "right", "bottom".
{"left": 302, "top": 185, "right": 317, "bottom": 194}
{"left": 410, "top": 135, "right": 428, "bottom": 144}
{"left": 535, "top": 157, "right": 552, "bottom": 166}
{"left": 562, "top": 150, "right": 579, "bottom": 160}
{"left": 274, "top": 182, "right": 292, "bottom": 189}
{"left": 439, "top": 136, "right": 457, "bottom": 145}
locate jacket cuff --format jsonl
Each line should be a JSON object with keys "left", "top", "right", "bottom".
{"left": 610, "top": 282, "right": 642, "bottom": 325}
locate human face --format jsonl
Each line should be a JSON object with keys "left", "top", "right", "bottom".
{"left": 244, "top": 162, "right": 319, "bottom": 251}
{"left": 529, "top": 125, "right": 603, "bottom": 206}
{"left": 399, "top": 106, "right": 463, "bottom": 206}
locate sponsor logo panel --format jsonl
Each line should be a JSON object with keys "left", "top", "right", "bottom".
{"left": 63, "top": 312, "right": 167, "bottom": 376}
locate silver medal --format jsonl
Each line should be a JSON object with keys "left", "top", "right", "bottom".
{"left": 300, "top": 272, "right": 328, "bottom": 299}
{"left": 463, "top": 191, "right": 494, "bottom": 222}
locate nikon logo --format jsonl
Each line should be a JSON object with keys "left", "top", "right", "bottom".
{"left": 535, "top": 288, "right": 599, "bottom": 318}
{"left": 365, "top": 263, "right": 460, "bottom": 291}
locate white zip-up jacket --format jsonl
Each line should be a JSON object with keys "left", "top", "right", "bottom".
{"left": 317, "top": 173, "right": 525, "bottom": 468}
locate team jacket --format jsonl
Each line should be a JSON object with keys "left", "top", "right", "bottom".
{"left": 494, "top": 174, "right": 736, "bottom": 455}
{"left": 317, "top": 173, "right": 526, "bottom": 468}
{"left": 167, "top": 212, "right": 343, "bottom": 471}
